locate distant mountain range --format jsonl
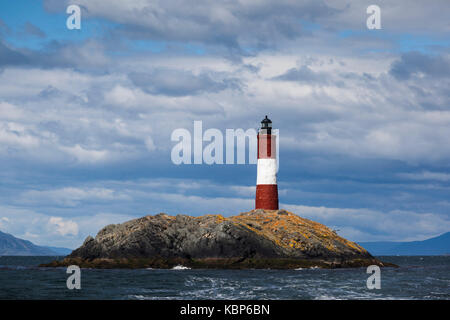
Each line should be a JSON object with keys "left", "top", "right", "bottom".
{"left": 358, "top": 232, "right": 450, "bottom": 256}
{"left": 0, "top": 230, "right": 72, "bottom": 256}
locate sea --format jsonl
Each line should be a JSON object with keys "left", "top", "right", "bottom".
{"left": 0, "top": 256, "right": 448, "bottom": 300}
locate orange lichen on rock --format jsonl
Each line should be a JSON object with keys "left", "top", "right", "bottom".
{"left": 230, "top": 209, "right": 368, "bottom": 256}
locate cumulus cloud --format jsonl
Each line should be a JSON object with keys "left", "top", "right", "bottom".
{"left": 20, "top": 187, "right": 131, "bottom": 207}
{"left": 0, "top": 204, "right": 137, "bottom": 247}
{"left": 0, "top": 217, "right": 9, "bottom": 229}
{"left": 60, "top": 144, "right": 109, "bottom": 164}
{"left": 390, "top": 52, "right": 450, "bottom": 80}
{"left": 48, "top": 217, "right": 79, "bottom": 236}
{"left": 0, "top": 122, "right": 40, "bottom": 150}
{"left": 104, "top": 85, "right": 138, "bottom": 107}
{"left": 283, "top": 203, "right": 450, "bottom": 242}
{"left": 0, "top": 101, "right": 24, "bottom": 119}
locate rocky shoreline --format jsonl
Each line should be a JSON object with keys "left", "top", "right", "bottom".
{"left": 41, "top": 209, "right": 397, "bottom": 269}
{"left": 43, "top": 256, "right": 393, "bottom": 269}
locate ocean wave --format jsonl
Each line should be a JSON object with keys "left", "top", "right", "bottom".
{"left": 172, "top": 265, "right": 191, "bottom": 270}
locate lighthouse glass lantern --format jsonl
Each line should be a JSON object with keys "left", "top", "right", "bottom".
{"left": 260, "top": 115, "right": 272, "bottom": 134}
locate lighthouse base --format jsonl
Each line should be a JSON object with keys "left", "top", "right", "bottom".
{"left": 255, "top": 184, "right": 279, "bottom": 210}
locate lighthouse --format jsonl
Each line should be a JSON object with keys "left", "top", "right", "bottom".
{"left": 255, "top": 116, "right": 279, "bottom": 210}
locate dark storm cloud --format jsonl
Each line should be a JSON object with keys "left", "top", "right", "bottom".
{"left": 43, "top": 0, "right": 339, "bottom": 53}
{"left": 390, "top": 52, "right": 450, "bottom": 80}
{"left": 271, "top": 65, "right": 329, "bottom": 84}
{"left": 0, "top": 37, "right": 109, "bottom": 71}
{"left": 0, "top": 37, "right": 50, "bottom": 68}
{"left": 129, "top": 69, "right": 242, "bottom": 96}
{"left": 0, "top": 40, "right": 30, "bottom": 66}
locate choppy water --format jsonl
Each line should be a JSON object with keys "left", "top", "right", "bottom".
{"left": 0, "top": 256, "right": 448, "bottom": 299}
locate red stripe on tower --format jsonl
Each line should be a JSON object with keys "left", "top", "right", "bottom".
{"left": 255, "top": 116, "right": 279, "bottom": 210}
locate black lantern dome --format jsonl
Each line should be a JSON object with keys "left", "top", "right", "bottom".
{"left": 260, "top": 115, "right": 272, "bottom": 134}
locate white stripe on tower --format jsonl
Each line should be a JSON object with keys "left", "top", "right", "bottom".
{"left": 256, "top": 158, "right": 277, "bottom": 185}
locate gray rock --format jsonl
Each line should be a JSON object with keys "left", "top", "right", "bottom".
{"left": 68, "top": 210, "right": 373, "bottom": 263}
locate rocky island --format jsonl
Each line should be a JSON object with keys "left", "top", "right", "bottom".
{"left": 42, "top": 209, "right": 395, "bottom": 269}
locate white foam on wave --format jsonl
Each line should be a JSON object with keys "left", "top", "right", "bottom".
{"left": 172, "top": 265, "right": 191, "bottom": 270}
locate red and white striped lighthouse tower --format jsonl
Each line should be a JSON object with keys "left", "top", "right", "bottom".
{"left": 255, "top": 116, "right": 279, "bottom": 210}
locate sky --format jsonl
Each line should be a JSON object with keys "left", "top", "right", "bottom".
{"left": 0, "top": 0, "right": 449, "bottom": 249}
